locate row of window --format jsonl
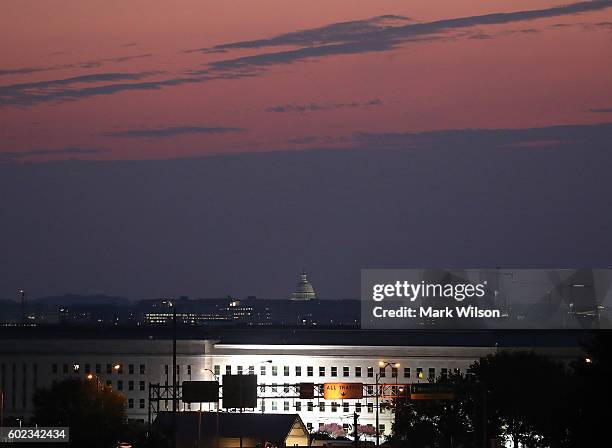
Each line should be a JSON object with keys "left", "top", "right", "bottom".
{"left": 104, "top": 379, "right": 146, "bottom": 392}
{"left": 127, "top": 398, "right": 146, "bottom": 409}
{"left": 262, "top": 401, "right": 382, "bottom": 414}
{"left": 52, "top": 363, "right": 146, "bottom": 375}
{"left": 214, "top": 365, "right": 461, "bottom": 379}
{"left": 164, "top": 365, "right": 193, "bottom": 376}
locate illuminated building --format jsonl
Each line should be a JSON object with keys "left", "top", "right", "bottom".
{"left": 0, "top": 328, "right": 581, "bottom": 439}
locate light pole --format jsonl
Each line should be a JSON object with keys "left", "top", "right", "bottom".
{"left": 375, "top": 361, "right": 399, "bottom": 447}
{"left": 86, "top": 373, "right": 103, "bottom": 389}
{"left": 86, "top": 374, "right": 105, "bottom": 412}
{"left": 1, "top": 388, "right": 4, "bottom": 430}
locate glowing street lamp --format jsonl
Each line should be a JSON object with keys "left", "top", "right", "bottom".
{"left": 375, "top": 361, "right": 400, "bottom": 447}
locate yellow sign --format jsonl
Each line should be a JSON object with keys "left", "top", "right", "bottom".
{"left": 323, "top": 383, "right": 363, "bottom": 399}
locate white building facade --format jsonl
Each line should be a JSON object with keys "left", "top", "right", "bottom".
{"left": 0, "top": 329, "right": 576, "bottom": 438}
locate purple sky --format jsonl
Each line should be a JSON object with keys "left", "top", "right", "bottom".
{"left": 1, "top": 1, "right": 611, "bottom": 299}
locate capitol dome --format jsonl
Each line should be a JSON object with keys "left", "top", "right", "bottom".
{"left": 291, "top": 270, "right": 317, "bottom": 300}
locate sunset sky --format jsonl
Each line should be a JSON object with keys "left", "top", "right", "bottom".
{"left": 2, "top": 0, "right": 612, "bottom": 161}
{"left": 1, "top": 1, "right": 611, "bottom": 299}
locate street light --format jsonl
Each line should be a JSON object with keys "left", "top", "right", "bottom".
{"left": 86, "top": 373, "right": 103, "bottom": 391}
{"left": 375, "top": 361, "right": 399, "bottom": 447}
{"left": 1, "top": 387, "right": 4, "bottom": 430}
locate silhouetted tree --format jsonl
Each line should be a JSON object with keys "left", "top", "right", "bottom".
{"left": 391, "top": 372, "right": 475, "bottom": 448}
{"left": 566, "top": 332, "right": 612, "bottom": 447}
{"left": 32, "top": 377, "right": 127, "bottom": 448}
{"left": 470, "top": 350, "right": 570, "bottom": 448}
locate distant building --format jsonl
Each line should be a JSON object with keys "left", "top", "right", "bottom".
{"left": 291, "top": 271, "right": 317, "bottom": 301}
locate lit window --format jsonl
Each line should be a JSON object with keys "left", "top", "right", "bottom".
{"left": 417, "top": 368, "right": 423, "bottom": 379}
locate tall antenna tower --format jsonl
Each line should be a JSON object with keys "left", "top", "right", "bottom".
{"left": 18, "top": 289, "right": 26, "bottom": 323}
